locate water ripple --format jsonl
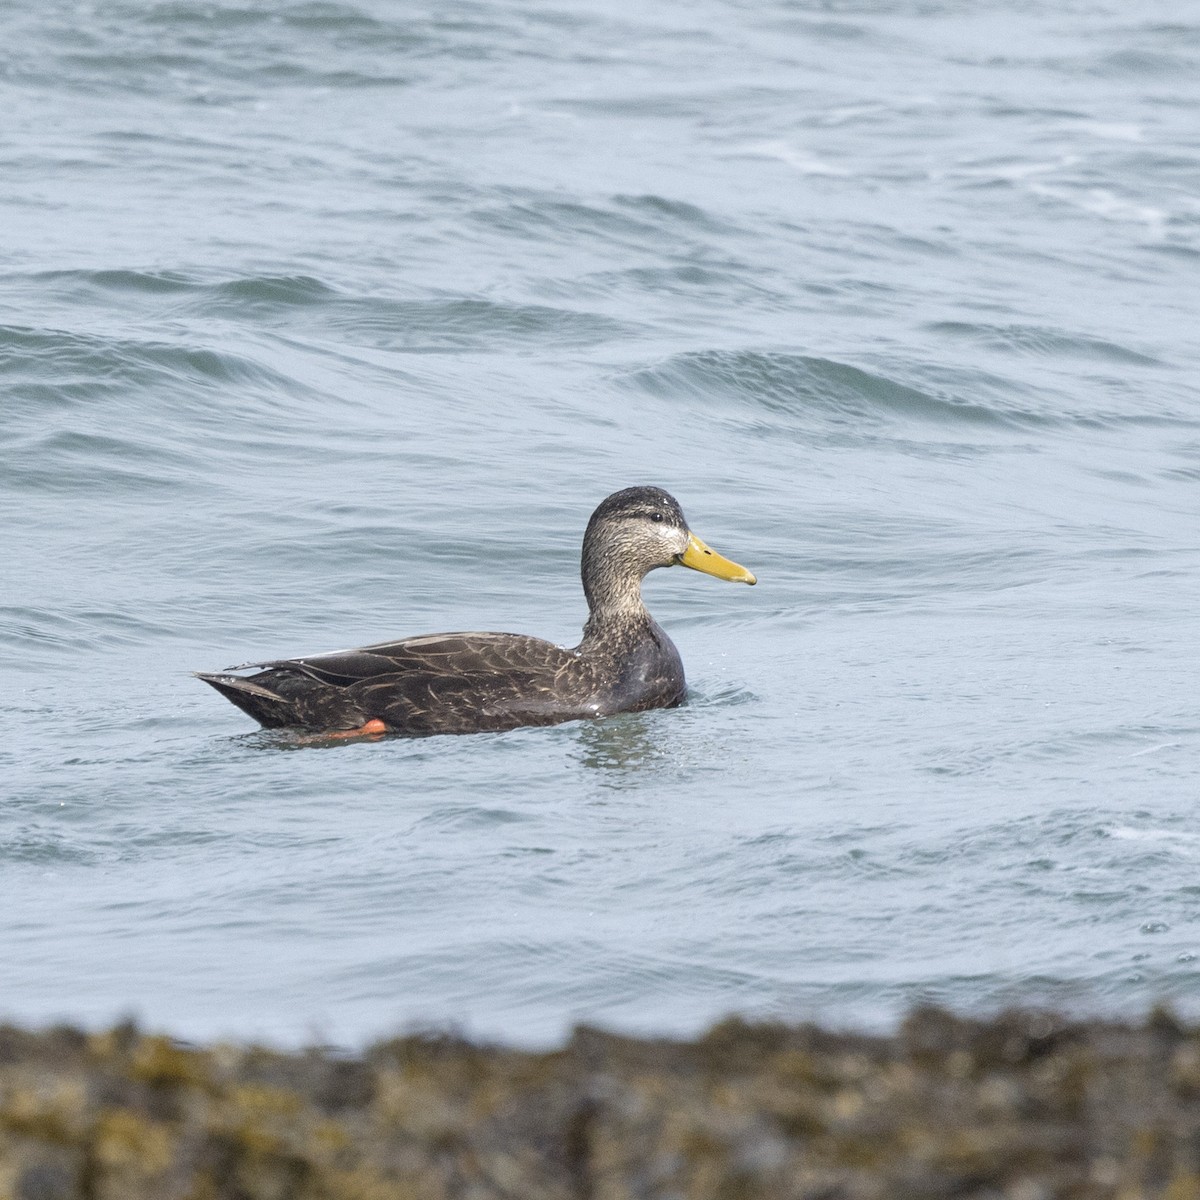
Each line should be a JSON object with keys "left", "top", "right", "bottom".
{"left": 624, "top": 349, "right": 1016, "bottom": 430}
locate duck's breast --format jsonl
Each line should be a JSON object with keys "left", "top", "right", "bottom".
{"left": 594, "top": 620, "right": 686, "bottom": 715}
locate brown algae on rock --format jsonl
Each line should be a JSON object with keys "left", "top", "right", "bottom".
{"left": 3, "top": 1008, "right": 1200, "bottom": 1198}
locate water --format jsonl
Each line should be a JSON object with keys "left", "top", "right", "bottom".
{"left": 3, "top": 0, "right": 1200, "bottom": 1047}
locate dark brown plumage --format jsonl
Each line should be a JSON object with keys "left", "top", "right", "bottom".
{"left": 196, "top": 486, "right": 756, "bottom": 736}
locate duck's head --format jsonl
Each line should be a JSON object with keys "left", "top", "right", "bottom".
{"left": 582, "top": 486, "right": 756, "bottom": 614}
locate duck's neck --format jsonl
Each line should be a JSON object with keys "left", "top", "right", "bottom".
{"left": 581, "top": 560, "right": 651, "bottom": 643}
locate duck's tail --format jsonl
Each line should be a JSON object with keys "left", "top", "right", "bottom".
{"left": 194, "top": 672, "right": 297, "bottom": 729}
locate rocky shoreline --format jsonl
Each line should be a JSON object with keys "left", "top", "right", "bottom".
{"left": 3, "top": 1006, "right": 1200, "bottom": 1199}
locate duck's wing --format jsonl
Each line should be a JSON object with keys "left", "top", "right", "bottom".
{"left": 250, "top": 630, "right": 578, "bottom": 686}
{"left": 235, "top": 631, "right": 585, "bottom": 734}
{"left": 201, "top": 632, "right": 590, "bottom": 734}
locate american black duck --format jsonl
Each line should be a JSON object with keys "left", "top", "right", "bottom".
{"left": 196, "top": 486, "right": 756, "bottom": 737}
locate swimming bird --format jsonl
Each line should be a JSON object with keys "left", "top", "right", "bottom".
{"left": 196, "top": 486, "right": 756, "bottom": 737}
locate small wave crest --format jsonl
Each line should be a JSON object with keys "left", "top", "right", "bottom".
{"left": 623, "top": 349, "right": 1014, "bottom": 432}
{"left": 927, "top": 321, "right": 1162, "bottom": 367}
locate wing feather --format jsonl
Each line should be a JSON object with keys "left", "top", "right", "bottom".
{"left": 256, "top": 632, "right": 578, "bottom": 687}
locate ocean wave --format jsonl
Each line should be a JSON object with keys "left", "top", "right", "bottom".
{"left": 925, "top": 321, "right": 1162, "bottom": 366}
{"left": 623, "top": 349, "right": 1016, "bottom": 431}
{"left": 620, "top": 346, "right": 1200, "bottom": 440}
{"left": 0, "top": 605, "right": 175, "bottom": 653}
{"left": 0, "top": 321, "right": 317, "bottom": 405}
{"left": 11, "top": 270, "right": 638, "bottom": 354}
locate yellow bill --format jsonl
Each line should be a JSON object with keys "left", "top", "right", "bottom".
{"left": 677, "top": 532, "right": 757, "bottom": 585}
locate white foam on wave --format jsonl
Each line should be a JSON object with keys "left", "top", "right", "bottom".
{"left": 1122, "top": 741, "right": 1181, "bottom": 760}
{"left": 1075, "top": 120, "right": 1144, "bottom": 142}
{"left": 736, "top": 141, "right": 849, "bottom": 176}
{"left": 1027, "top": 182, "right": 1169, "bottom": 230}
{"left": 1104, "top": 825, "right": 1200, "bottom": 857}
{"left": 944, "top": 155, "right": 1078, "bottom": 183}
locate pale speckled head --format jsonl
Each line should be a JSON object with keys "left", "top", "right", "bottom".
{"left": 581, "top": 486, "right": 755, "bottom": 614}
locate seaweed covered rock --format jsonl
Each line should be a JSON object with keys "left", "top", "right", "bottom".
{"left": 2, "top": 1008, "right": 1200, "bottom": 1198}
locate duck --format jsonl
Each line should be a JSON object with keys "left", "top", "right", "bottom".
{"left": 196, "top": 485, "right": 756, "bottom": 737}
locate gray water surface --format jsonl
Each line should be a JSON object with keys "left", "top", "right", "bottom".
{"left": 4, "top": 0, "right": 1200, "bottom": 1046}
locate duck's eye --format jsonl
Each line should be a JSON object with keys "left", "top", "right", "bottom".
{"left": 650, "top": 512, "right": 664, "bottom": 523}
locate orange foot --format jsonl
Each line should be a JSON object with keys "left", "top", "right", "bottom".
{"left": 325, "top": 718, "right": 388, "bottom": 740}
{"left": 286, "top": 718, "right": 389, "bottom": 746}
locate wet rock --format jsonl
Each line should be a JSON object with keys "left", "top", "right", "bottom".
{"left": 2, "top": 1009, "right": 1200, "bottom": 1197}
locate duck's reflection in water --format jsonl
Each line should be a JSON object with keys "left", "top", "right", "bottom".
{"left": 572, "top": 713, "right": 666, "bottom": 779}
